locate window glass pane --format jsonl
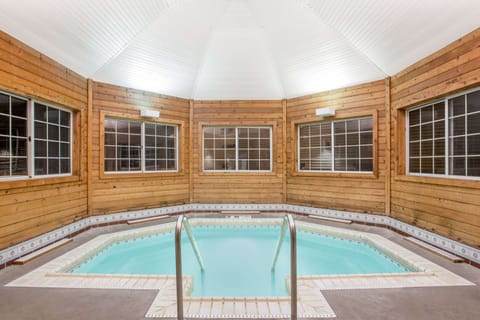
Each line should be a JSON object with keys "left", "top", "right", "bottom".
{"left": 467, "top": 135, "right": 480, "bottom": 155}
{"left": 450, "top": 116, "right": 465, "bottom": 136}
{"left": 48, "top": 159, "right": 59, "bottom": 174}
{"left": 35, "top": 103, "right": 47, "bottom": 121}
{"left": 450, "top": 157, "right": 465, "bottom": 176}
{"left": 60, "top": 159, "right": 70, "bottom": 174}
{"left": 434, "top": 157, "right": 445, "bottom": 174}
{"left": 421, "top": 157, "right": 433, "bottom": 174}
{"left": 450, "top": 137, "right": 465, "bottom": 156}
{"left": 420, "top": 105, "right": 433, "bottom": 122}
{"left": 60, "top": 110, "right": 70, "bottom": 126}
{"left": 449, "top": 96, "right": 465, "bottom": 117}
{"left": 35, "top": 140, "right": 46, "bottom": 157}
{"left": 11, "top": 117, "right": 27, "bottom": 137}
{"left": 12, "top": 158, "right": 27, "bottom": 175}
{"left": 467, "top": 90, "right": 480, "bottom": 113}
{"left": 409, "top": 109, "right": 420, "bottom": 126}
{"left": 48, "top": 124, "right": 59, "bottom": 140}
{"left": 12, "top": 138, "right": 27, "bottom": 157}
{"left": 0, "top": 115, "right": 9, "bottom": 135}
{"left": 467, "top": 157, "right": 480, "bottom": 177}
{"left": 0, "top": 93, "right": 8, "bottom": 115}
{"left": 60, "top": 143, "right": 70, "bottom": 158}
{"left": 360, "top": 159, "right": 373, "bottom": 172}
{"left": 35, "top": 159, "right": 47, "bottom": 175}
{"left": 434, "top": 121, "right": 445, "bottom": 138}
{"left": 47, "top": 107, "right": 59, "bottom": 124}
{"left": 433, "top": 103, "right": 445, "bottom": 120}
{"left": 409, "top": 158, "right": 420, "bottom": 173}
{"left": 467, "top": 113, "right": 480, "bottom": 134}
{"left": 434, "top": 139, "right": 445, "bottom": 156}
{"left": 60, "top": 127, "right": 70, "bottom": 142}
{"left": 421, "top": 123, "right": 433, "bottom": 140}
{"left": 11, "top": 97, "right": 27, "bottom": 118}
{"left": 35, "top": 122, "right": 46, "bottom": 139}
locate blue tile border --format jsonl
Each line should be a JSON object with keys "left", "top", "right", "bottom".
{"left": 1, "top": 203, "right": 479, "bottom": 266}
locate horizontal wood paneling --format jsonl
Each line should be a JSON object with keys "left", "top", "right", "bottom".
{"left": 90, "top": 82, "right": 190, "bottom": 215}
{"left": 286, "top": 80, "right": 387, "bottom": 214}
{"left": 0, "top": 30, "right": 88, "bottom": 250}
{"left": 390, "top": 28, "right": 480, "bottom": 248}
{"left": 192, "top": 100, "right": 284, "bottom": 203}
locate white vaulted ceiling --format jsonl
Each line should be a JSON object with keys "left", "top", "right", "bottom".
{"left": 0, "top": 0, "right": 478, "bottom": 99}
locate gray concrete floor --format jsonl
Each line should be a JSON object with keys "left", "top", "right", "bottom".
{"left": 0, "top": 216, "right": 479, "bottom": 320}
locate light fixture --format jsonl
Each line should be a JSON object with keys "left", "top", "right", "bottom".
{"left": 140, "top": 109, "right": 160, "bottom": 118}
{"left": 315, "top": 107, "right": 335, "bottom": 117}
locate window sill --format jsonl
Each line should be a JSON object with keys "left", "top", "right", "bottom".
{"left": 99, "top": 171, "right": 186, "bottom": 180}
{"left": 0, "top": 175, "right": 81, "bottom": 190}
{"left": 291, "top": 171, "right": 377, "bottom": 179}
{"left": 199, "top": 171, "right": 277, "bottom": 177}
{"left": 395, "top": 174, "right": 480, "bottom": 189}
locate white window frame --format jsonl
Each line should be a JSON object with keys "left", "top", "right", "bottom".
{"left": 406, "top": 86, "right": 480, "bottom": 180}
{"left": 103, "top": 117, "right": 179, "bottom": 174}
{"left": 0, "top": 90, "right": 72, "bottom": 182}
{"left": 297, "top": 117, "right": 374, "bottom": 173}
{"left": 202, "top": 126, "right": 273, "bottom": 172}
{"left": 32, "top": 102, "right": 73, "bottom": 179}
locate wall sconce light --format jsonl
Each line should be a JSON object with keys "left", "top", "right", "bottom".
{"left": 315, "top": 107, "right": 335, "bottom": 117}
{"left": 140, "top": 109, "right": 160, "bottom": 118}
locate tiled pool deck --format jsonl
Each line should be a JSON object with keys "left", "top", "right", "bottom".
{"left": 5, "top": 218, "right": 474, "bottom": 319}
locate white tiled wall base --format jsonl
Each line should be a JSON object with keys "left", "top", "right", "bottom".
{"left": 1, "top": 203, "right": 479, "bottom": 266}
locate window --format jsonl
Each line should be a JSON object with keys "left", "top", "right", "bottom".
{"left": 104, "top": 118, "right": 178, "bottom": 173}
{"left": 407, "top": 88, "right": 480, "bottom": 178}
{"left": 203, "top": 126, "right": 272, "bottom": 172}
{"left": 34, "top": 103, "right": 71, "bottom": 175}
{"left": 298, "top": 117, "right": 373, "bottom": 172}
{"left": 0, "top": 91, "right": 72, "bottom": 180}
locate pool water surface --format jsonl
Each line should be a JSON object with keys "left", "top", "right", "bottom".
{"left": 72, "top": 225, "right": 410, "bottom": 296}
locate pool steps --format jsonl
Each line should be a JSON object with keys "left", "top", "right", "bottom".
{"left": 13, "top": 238, "right": 73, "bottom": 265}
{"left": 404, "top": 237, "right": 464, "bottom": 263}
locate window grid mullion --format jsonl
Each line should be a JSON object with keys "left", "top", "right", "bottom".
{"left": 235, "top": 127, "right": 238, "bottom": 172}
{"left": 141, "top": 122, "right": 145, "bottom": 173}
{"left": 330, "top": 122, "right": 334, "bottom": 172}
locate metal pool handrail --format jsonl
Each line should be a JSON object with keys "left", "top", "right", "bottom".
{"left": 271, "top": 214, "right": 298, "bottom": 320}
{"left": 175, "top": 215, "right": 205, "bottom": 320}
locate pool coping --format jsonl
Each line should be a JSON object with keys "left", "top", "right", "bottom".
{"left": 5, "top": 218, "right": 474, "bottom": 319}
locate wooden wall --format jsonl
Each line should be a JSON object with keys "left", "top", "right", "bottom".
{"left": 390, "top": 28, "right": 480, "bottom": 248}
{"left": 286, "top": 80, "right": 388, "bottom": 214}
{"left": 0, "top": 30, "right": 88, "bottom": 250}
{"left": 1, "top": 26, "right": 479, "bottom": 252}
{"left": 90, "top": 82, "right": 190, "bottom": 215}
{"left": 191, "top": 100, "right": 285, "bottom": 203}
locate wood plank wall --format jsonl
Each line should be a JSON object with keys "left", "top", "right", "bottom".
{"left": 90, "top": 82, "right": 190, "bottom": 215}
{"left": 390, "top": 28, "right": 480, "bottom": 248}
{"left": 286, "top": 80, "right": 388, "bottom": 214}
{"left": 1, "top": 26, "right": 479, "bottom": 251}
{"left": 191, "top": 100, "right": 284, "bottom": 203}
{"left": 0, "top": 30, "right": 88, "bottom": 250}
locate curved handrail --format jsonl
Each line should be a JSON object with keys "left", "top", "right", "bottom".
{"left": 175, "top": 215, "right": 205, "bottom": 320}
{"left": 271, "top": 214, "right": 297, "bottom": 320}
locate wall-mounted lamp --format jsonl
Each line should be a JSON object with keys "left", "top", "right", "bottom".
{"left": 140, "top": 109, "right": 160, "bottom": 118}
{"left": 315, "top": 107, "right": 335, "bottom": 117}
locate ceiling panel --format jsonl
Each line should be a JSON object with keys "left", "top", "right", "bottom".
{"left": 0, "top": 0, "right": 478, "bottom": 99}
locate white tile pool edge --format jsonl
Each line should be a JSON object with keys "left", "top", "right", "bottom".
{"left": 1, "top": 204, "right": 479, "bottom": 267}
{"left": 5, "top": 218, "right": 474, "bottom": 318}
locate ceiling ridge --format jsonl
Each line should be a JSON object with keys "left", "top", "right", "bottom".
{"left": 191, "top": 0, "right": 233, "bottom": 99}
{"left": 299, "top": 1, "right": 389, "bottom": 77}
{"left": 91, "top": 1, "right": 178, "bottom": 79}
{"left": 244, "top": 0, "right": 286, "bottom": 98}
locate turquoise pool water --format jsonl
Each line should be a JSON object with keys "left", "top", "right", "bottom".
{"left": 72, "top": 225, "right": 410, "bottom": 296}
